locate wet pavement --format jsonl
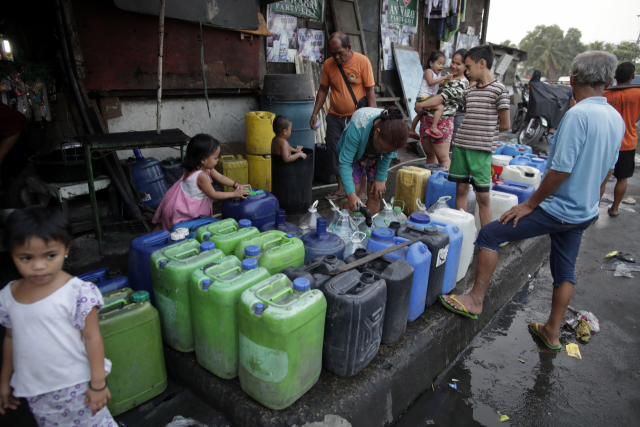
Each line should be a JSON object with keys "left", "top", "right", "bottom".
{"left": 393, "top": 171, "right": 640, "bottom": 426}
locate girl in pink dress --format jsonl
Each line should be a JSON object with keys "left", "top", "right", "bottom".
{"left": 152, "top": 134, "right": 250, "bottom": 231}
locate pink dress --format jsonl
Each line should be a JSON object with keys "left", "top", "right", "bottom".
{"left": 152, "top": 170, "right": 214, "bottom": 230}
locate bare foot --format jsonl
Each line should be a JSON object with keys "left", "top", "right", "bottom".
{"left": 442, "top": 294, "right": 483, "bottom": 315}
{"left": 608, "top": 207, "right": 619, "bottom": 217}
{"left": 529, "top": 321, "right": 560, "bottom": 348}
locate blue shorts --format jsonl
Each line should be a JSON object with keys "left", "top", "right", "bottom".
{"left": 475, "top": 207, "right": 595, "bottom": 286}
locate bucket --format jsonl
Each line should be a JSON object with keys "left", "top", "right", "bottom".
{"left": 491, "top": 154, "right": 512, "bottom": 182}
{"left": 271, "top": 148, "right": 314, "bottom": 214}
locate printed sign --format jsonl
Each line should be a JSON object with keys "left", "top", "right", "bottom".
{"left": 270, "top": 0, "right": 324, "bottom": 21}
{"left": 436, "top": 244, "right": 449, "bottom": 267}
{"left": 267, "top": 8, "right": 298, "bottom": 63}
{"left": 387, "top": 0, "right": 418, "bottom": 28}
{"left": 298, "top": 28, "right": 325, "bottom": 63}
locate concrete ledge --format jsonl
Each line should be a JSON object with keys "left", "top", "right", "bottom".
{"left": 164, "top": 235, "right": 551, "bottom": 427}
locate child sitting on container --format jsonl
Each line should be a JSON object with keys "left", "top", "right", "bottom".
{"left": 0, "top": 206, "right": 116, "bottom": 426}
{"left": 271, "top": 115, "right": 307, "bottom": 162}
{"left": 410, "top": 50, "right": 452, "bottom": 139}
{"left": 152, "top": 134, "right": 250, "bottom": 231}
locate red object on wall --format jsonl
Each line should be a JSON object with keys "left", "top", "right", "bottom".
{"left": 73, "top": 0, "right": 259, "bottom": 91}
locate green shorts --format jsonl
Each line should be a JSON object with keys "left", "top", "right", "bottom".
{"left": 448, "top": 146, "right": 492, "bottom": 192}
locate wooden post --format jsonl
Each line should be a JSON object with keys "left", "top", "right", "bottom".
{"left": 156, "top": 0, "right": 165, "bottom": 134}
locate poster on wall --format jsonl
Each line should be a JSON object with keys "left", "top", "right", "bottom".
{"left": 382, "top": 26, "right": 399, "bottom": 70}
{"left": 381, "top": 0, "right": 414, "bottom": 70}
{"left": 270, "top": 0, "right": 324, "bottom": 21}
{"left": 442, "top": 40, "right": 454, "bottom": 67}
{"left": 267, "top": 8, "right": 298, "bottom": 63}
{"left": 469, "top": 35, "right": 480, "bottom": 49}
{"left": 298, "top": 28, "right": 325, "bottom": 63}
{"left": 386, "top": 0, "right": 418, "bottom": 29}
{"left": 456, "top": 33, "right": 469, "bottom": 51}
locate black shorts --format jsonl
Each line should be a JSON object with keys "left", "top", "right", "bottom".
{"left": 325, "top": 113, "right": 351, "bottom": 175}
{"left": 613, "top": 149, "right": 635, "bottom": 180}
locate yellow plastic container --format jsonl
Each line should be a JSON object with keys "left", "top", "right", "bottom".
{"left": 247, "top": 154, "right": 272, "bottom": 192}
{"left": 215, "top": 155, "right": 249, "bottom": 192}
{"left": 395, "top": 166, "right": 431, "bottom": 214}
{"left": 245, "top": 111, "right": 276, "bottom": 155}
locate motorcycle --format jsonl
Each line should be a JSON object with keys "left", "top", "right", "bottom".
{"left": 511, "top": 75, "right": 528, "bottom": 134}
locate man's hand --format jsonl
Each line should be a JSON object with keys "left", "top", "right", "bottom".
{"left": 309, "top": 116, "right": 318, "bottom": 130}
{"left": 371, "top": 180, "right": 386, "bottom": 200}
{"left": 500, "top": 201, "right": 535, "bottom": 227}
{"left": 347, "top": 193, "right": 363, "bottom": 211}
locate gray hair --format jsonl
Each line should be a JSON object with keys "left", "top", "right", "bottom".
{"left": 570, "top": 51, "right": 618, "bottom": 88}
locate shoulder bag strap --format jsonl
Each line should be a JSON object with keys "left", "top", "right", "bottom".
{"left": 337, "top": 63, "right": 359, "bottom": 110}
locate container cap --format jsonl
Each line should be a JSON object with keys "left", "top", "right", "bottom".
{"left": 419, "top": 244, "right": 428, "bottom": 253}
{"left": 255, "top": 190, "right": 264, "bottom": 195}
{"left": 239, "top": 219, "right": 252, "bottom": 228}
{"left": 175, "top": 227, "right": 189, "bottom": 237}
{"left": 353, "top": 212, "right": 362, "bottom": 216}
{"left": 324, "top": 254, "right": 338, "bottom": 264}
{"left": 200, "top": 241, "right": 216, "bottom": 251}
{"left": 371, "top": 227, "right": 395, "bottom": 240}
{"left": 308, "top": 200, "right": 318, "bottom": 213}
{"left": 159, "top": 260, "right": 168, "bottom": 269}
{"left": 409, "top": 213, "right": 431, "bottom": 224}
{"left": 525, "top": 171, "right": 535, "bottom": 177}
{"left": 424, "top": 227, "right": 438, "bottom": 235}
{"left": 204, "top": 233, "right": 212, "bottom": 241}
{"left": 293, "top": 277, "right": 311, "bottom": 291}
{"left": 519, "top": 147, "right": 526, "bottom": 151}
{"left": 286, "top": 234, "right": 292, "bottom": 238}
{"left": 453, "top": 225, "right": 460, "bottom": 233}
{"left": 242, "top": 258, "right": 258, "bottom": 270}
{"left": 361, "top": 272, "right": 375, "bottom": 284}
{"left": 104, "top": 268, "right": 121, "bottom": 279}
{"left": 393, "top": 207, "right": 402, "bottom": 212}
{"left": 170, "top": 231, "right": 184, "bottom": 241}
{"left": 255, "top": 303, "right": 264, "bottom": 315}
{"left": 497, "top": 143, "right": 502, "bottom": 147}
{"left": 132, "top": 291, "right": 150, "bottom": 302}
{"left": 202, "top": 279, "right": 212, "bottom": 290}
{"left": 245, "top": 245, "right": 260, "bottom": 256}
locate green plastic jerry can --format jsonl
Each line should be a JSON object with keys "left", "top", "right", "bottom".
{"left": 190, "top": 256, "right": 270, "bottom": 379}
{"left": 234, "top": 231, "right": 305, "bottom": 275}
{"left": 99, "top": 288, "right": 167, "bottom": 416}
{"left": 150, "top": 239, "right": 224, "bottom": 352}
{"left": 238, "top": 275, "right": 326, "bottom": 410}
{"left": 196, "top": 218, "right": 260, "bottom": 255}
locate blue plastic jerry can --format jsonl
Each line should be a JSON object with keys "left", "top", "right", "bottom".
{"left": 78, "top": 268, "right": 130, "bottom": 295}
{"left": 492, "top": 180, "right": 535, "bottom": 204}
{"left": 425, "top": 171, "right": 457, "bottom": 211}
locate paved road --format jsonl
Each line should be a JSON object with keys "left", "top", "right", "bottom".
{"left": 393, "top": 170, "right": 640, "bottom": 426}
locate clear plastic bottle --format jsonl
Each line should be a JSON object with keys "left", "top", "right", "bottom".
{"left": 427, "top": 196, "right": 452, "bottom": 214}
{"left": 343, "top": 231, "right": 368, "bottom": 258}
{"left": 393, "top": 207, "right": 408, "bottom": 224}
{"left": 299, "top": 200, "right": 323, "bottom": 235}
{"left": 329, "top": 209, "right": 358, "bottom": 244}
{"left": 415, "top": 198, "right": 428, "bottom": 214}
{"left": 326, "top": 199, "right": 342, "bottom": 227}
{"left": 373, "top": 199, "right": 398, "bottom": 228}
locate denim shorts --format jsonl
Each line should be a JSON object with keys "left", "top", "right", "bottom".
{"left": 475, "top": 207, "right": 595, "bottom": 286}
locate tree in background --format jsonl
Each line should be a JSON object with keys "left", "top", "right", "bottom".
{"left": 519, "top": 25, "right": 573, "bottom": 79}
{"left": 587, "top": 41, "right": 616, "bottom": 52}
{"left": 613, "top": 42, "right": 640, "bottom": 64}
{"left": 500, "top": 39, "right": 518, "bottom": 48}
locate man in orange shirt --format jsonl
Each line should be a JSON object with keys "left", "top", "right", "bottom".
{"left": 310, "top": 32, "right": 376, "bottom": 200}
{"left": 603, "top": 62, "right": 640, "bottom": 216}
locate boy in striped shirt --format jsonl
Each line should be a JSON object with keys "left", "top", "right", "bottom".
{"left": 449, "top": 45, "right": 511, "bottom": 228}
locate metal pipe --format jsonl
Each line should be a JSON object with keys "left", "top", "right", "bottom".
{"left": 157, "top": 0, "right": 165, "bottom": 134}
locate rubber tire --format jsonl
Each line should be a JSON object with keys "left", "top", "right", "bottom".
{"left": 518, "top": 119, "right": 545, "bottom": 145}
{"left": 511, "top": 110, "right": 526, "bottom": 134}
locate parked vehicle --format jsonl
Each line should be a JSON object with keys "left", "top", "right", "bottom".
{"left": 511, "top": 75, "right": 528, "bottom": 134}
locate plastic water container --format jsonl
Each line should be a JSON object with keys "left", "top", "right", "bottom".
{"left": 235, "top": 231, "right": 305, "bottom": 275}
{"left": 322, "top": 270, "right": 386, "bottom": 377}
{"left": 510, "top": 155, "right": 530, "bottom": 167}
{"left": 196, "top": 218, "right": 260, "bottom": 255}
{"left": 128, "top": 231, "right": 183, "bottom": 305}
{"left": 500, "top": 165, "right": 542, "bottom": 190}
{"left": 494, "top": 143, "right": 503, "bottom": 155}
{"left": 245, "top": 111, "right": 276, "bottom": 155}
{"left": 171, "top": 217, "right": 219, "bottom": 239}
{"left": 281, "top": 254, "right": 347, "bottom": 291}
{"left": 298, "top": 200, "right": 323, "bottom": 235}
{"left": 425, "top": 171, "right": 457, "bottom": 211}
{"left": 329, "top": 209, "right": 358, "bottom": 243}
{"left": 474, "top": 191, "right": 519, "bottom": 232}
{"left": 516, "top": 144, "right": 533, "bottom": 155}
{"left": 523, "top": 153, "right": 539, "bottom": 159}
{"left": 344, "top": 231, "right": 368, "bottom": 259}
{"left": 78, "top": 268, "right": 129, "bottom": 295}
{"left": 406, "top": 212, "right": 431, "bottom": 229}
{"left": 491, "top": 154, "right": 512, "bottom": 182}
{"left": 221, "top": 189, "right": 279, "bottom": 230}
{"left": 529, "top": 157, "right": 547, "bottom": 174}
{"left": 247, "top": 154, "right": 272, "bottom": 192}
{"left": 303, "top": 218, "right": 346, "bottom": 262}
{"left": 396, "top": 225, "right": 449, "bottom": 308}
{"left": 502, "top": 144, "right": 519, "bottom": 157}
{"left": 366, "top": 229, "right": 432, "bottom": 321}
{"left": 427, "top": 220, "right": 463, "bottom": 295}
{"left": 260, "top": 209, "right": 302, "bottom": 238}
{"left": 150, "top": 240, "right": 224, "bottom": 352}
{"left": 99, "top": 289, "right": 167, "bottom": 416}
{"left": 493, "top": 180, "right": 535, "bottom": 204}
{"left": 128, "top": 149, "right": 169, "bottom": 210}
{"left": 190, "top": 256, "right": 270, "bottom": 378}
{"left": 238, "top": 274, "right": 326, "bottom": 409}
{"left": 415, "top": 163, "right": 448, "bottom": 173}
{"left": 345, "top": 249, "right": 414, "bottom": 344}
{"left": 395, "top": 166, "right": 431, "bottom": 214}
{"left": 160, "top": 157, "right": 183, "bottom": 186}
{"left": 215, "top": 155, "right": 249, "bottom": 192}
{"left": 427, "top": 208, "right": 477, "bottom": 282}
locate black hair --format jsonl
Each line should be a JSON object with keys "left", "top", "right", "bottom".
{"left": 465, "top": 44, "right": 495, "bottom": 69}
{"left": 615, "top": 62, "right": 635, "bottom": 84}
{"left": 182, "top": 134, "right": 221, "bottom": 172}
{"left": 377, "top": 108, "right": 409, "bottom": 150}
{"left": 452, "top": 49, "right": 467, "bottom": 61}
{"left": 273, "top": 115, "right": 291, "bottom": 135}
{"left": 3, "top": 206, "right": 73, "bottom": 253}
{"left": 427, "top": 50, "right": 446, "bottom": 68}
{"left": 330, "top": 32, "right": 350, "bottom": 48}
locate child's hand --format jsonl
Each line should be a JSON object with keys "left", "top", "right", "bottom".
{"left": 300, "top": 152, "right": 307, "bottom": 160}
{"left": 233, "top": 185, "right": 249, "bottom": 199}
{"left": 85, "top": 383, "right": 111, "bottom": 415}
{"left": 0, "top": 382, "right": 20, "bottom": 415}
{"left": 295, "top": 145, "right": 303, "bottom": 152}
{"left": 444, "top": 73, "right": 453, "bottom": 80}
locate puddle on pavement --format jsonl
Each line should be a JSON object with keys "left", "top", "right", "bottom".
{"left": 393, "top": 275, "right": 578, "bottom": 427}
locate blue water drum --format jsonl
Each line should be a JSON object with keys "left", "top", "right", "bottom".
{"left": 260, "top": 74, "right": 315, "bottom": 154}
{"left": 366, "top": 230, "right": 431, "bottom": 322}
{"left": 171, "top": 217, "right": 219, "bottom": 239}
{"left": 528, "top": 157, "right": 547, "bottom": 174}
{"left": 128, "top": 150, "right": 169, "bottom": 210}
{"left": 493, "top": 180, "right": 535, "bottom": 204}
{"left": 406, "top": 213, "right": 431, "bottom": 230}
{"left": 260, "top": 209, "right": 303, "bottom": 238}
{"left": 128, "top": 230, "right": 182, "bottom": 305}
{"left": 428, "top": 220, "right": 463, "bottom": 295}
{"left": 509, "top": 156, "right": 530, "bottom": 166}
{"left": 425, "top": 171, "right": 457, "bottom": 210}
{"left": 302, "top": 218, "right": 346, "bottom": 262}
{"left": 78, "top": 268, "right": 130, "bottom": 295}
{"left": 221, "top": 189, "right": 279, "bottom": 230}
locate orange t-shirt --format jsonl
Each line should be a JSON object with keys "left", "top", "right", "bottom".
{"left": 320, "top": 52, "right": 375, "bottom": 117}
{"left": 604, "top": 87, "right": 640, "bottom": 151}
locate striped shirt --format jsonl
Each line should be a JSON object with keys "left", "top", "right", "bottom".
{"left": 453, "top": 81, "right": 510, "bottom": 152}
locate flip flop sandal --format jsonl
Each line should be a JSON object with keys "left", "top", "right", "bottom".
{"left": 608, "top": 208, "right": 619, "bottom": 217}
{"left": 425, "top": 128, "right": 444, "bottom": 138}
{"left": 325, "top": 192, "right": 345, "bottom": 201}
{"left": 528, "top": 323, "right": 562, "bottom": 350}
{"left": 439, "top": 295, "right": 478, "bottom": 320}
{"left": 622, "top": 197, "right": 636, "bottom": 205}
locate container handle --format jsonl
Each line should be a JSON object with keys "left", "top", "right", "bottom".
{"left": 215, "top": 267, "right": 242, "bottom": 282}
{"left": 101, "top": 299, "right": 128, "bottom": 311}
{"left": 261, "top": 236, "right": 285, "bottom": 251}
{"left": 217, "top": 225, "right": 238, "bottom": 234}
{"left": 173, "top": 248, "right": 200, "bottom": 259}
{"left": 267, "top": 287, "right": 293, "bottom": 302}
{"left": 393, "top": 199, "right": 405, "bottom": 211}
{"left": 219, "top": 155, "right": 235, "bottom": 161}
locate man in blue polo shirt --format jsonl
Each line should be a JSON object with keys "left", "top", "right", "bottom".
{"left": 440, "top": 51, "right": 624, "bottom": 350}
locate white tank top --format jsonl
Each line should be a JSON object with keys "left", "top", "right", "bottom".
{"left": 180, "top": 170, "right": 211, "bottom": 200}
{"left": 417, "top": 70, "right": 441, "bottom": 98}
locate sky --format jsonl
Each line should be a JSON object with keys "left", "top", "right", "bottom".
{"left": 486, "top": 0, "right": 640, "bottom": 47}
